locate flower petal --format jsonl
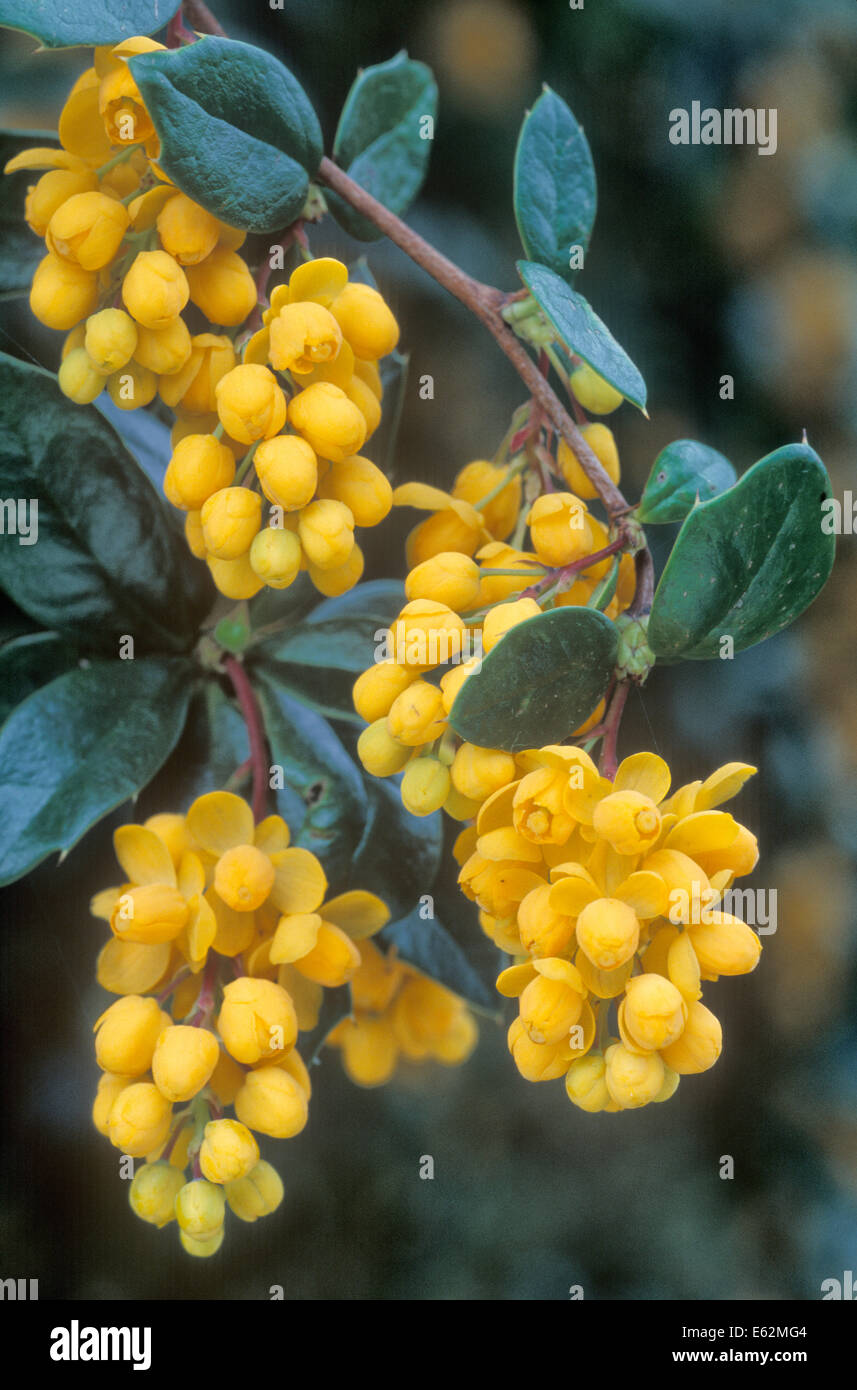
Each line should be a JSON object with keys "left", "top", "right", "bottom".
{"left": 178, "top": 851, "right": 206, "bottom": 900}
{"left": 496, "top": 962, "right": 537, "bottom": 997}
{"left": 477, "top": 827, "right": 543, "bottom": 864}
{"left": 254, "top": 815, "right": 291, "bottom": 856}
{"left": 269, "top": 847, "right": 328, "bottom": 915}
{"left": 90, "top": 886, "right": 122, "bottom": 920}
{"left": 96, "top": 938, "right": 171, "bottom": 994}
{"left": 392, "top": 481, "right": 455, "bottom": 511}
{"left": 113, "top": 825, "right": 176, "bottom": 887}
{"left": 270, "top": 912, "right": 322, "bottom": 965}
{"left": 664, "top": 811, "right": 739, "bottom": 858}
{"left": 205, "top": 887, "right": 255, "bottom": 956}
{"left": 695, "top": 763, "right": 757, "bottom": 811}
{"left": 613, "top": 751, "right": 672, "bottom": 804}
{"left": 186, "top": 791, "right": 254, "bottom": 856}
{"left": 4, "top": 147, "right": 88, "bottom": 173}
{"left": 184, "top": 895, "right": 217, "bottom": 971}
{"left": 288, "top": 256, "right": 348, "bottom": 307}
{"left": 476, "top": 779, "right": 522, "bottom": 834}
{"left": 277, "top": 965, "right": 323, "bottom": 1030}
{"left": 320, "top": 891, "right": 390, "bottom": 941}
{"left": 615, "top": 870, "right": 668, "bottom": 919}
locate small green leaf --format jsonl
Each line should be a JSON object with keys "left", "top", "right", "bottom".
{"left": 305, "top": 984, "right": 351, "bottom": 1064}
{"left": 130, "top": 38, "right": 323, "bottom": 232}
{"left": 0, "top": 656, "right": 195, "bottom": 886}
{"left": 517, "top": 260, "right": 647, "bottom": 412}
{"left": 326, "top": 52, "right": 437, "bottom": 241}
{"left": 514, "top": 87, "right": 596, "bottom": 283}
{"left": 638, "top": 440, "right": 737, "bottom": 524}
{"left": 449, "top": 606, "right": 617, "bottom": 753}
{"left": 648, "top": 442, "right": 836, "bottom": 662}
{"left": 0, "top": 631, "right": 79, "bottom": 724}
{"left": 0, "top": 354, "right": 210, "bottom": 652}
{"left": 254, "top": 670, "right": 366, "bottom": 883}
{"left": 0, "top": 130, "right": 59, "bottom": 299}
{"left": 0, "top": 0, "right": 169, "bottom": 47}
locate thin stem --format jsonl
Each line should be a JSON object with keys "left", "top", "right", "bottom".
{"left": 600, "top": 679, "right": 631, "bottom": 779}
{"left": 183, "top": 0, "right": 227, "bottom": 36}
{"left": 96, "top": 146, "right": 139, "bottom": 178}
{"left": 224, "top": 655, "right": 269, "bottom": 822}
{"left": 627, "top": 547, "right": 654, "bottom": 619}
{"left": 472, "top": 456, "right": 528, "bottom": 511}
{"left": 156, "top": 966, "right": 192, "bottom": 1006}
{"left": 316, "top": 156, "right": 628, "bottom": 520}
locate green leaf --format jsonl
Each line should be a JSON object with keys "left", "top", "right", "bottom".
{"left": 348, "top": 774, "right": 442, "bottom": 922}
{"left": 0, "top": 130, "right": 59, "bottom": 299}
{"left": 513, "top": 87, "right": 596, "bottom": 283}
{"left": 326, "top": 52, "right": 437, "bottom": 241}
{"left": 255, "top": 579, "right": 404, "bottom": 672}
{"left": 0, "top": 656, "right": 195, "bottom": 886}
{"left": 136, "top": 678, "right": 250, "bottom": 817}
{"left": 517, "top": 260, "right": 647, "bottom": 412}
{"left": 371, "top": 349, "right": 409, "bottom": 482}
{"left": 0, "top": 354, "right": 210, "bottom": 653}
{"left": 129, "top": 38, "right": 323, "bottom": 233}
{"left": 638, "top": 440, "right": 737, "bottom": 524}
{"left": 0, "top": 631, "right": 79, "bottom": 724}
{"left": 254, "top": 670, "right": 366, "bottom": 883}
{"left": 304, "top": 984, "right": 351, "bottom": 1065}
{"left": 449, "top": 607, "right": 618, "bottom": 752}
{"left": 0, "top": 0, "right": 170, "bottom": 47}
{"left": 648, "top": 443, "right": 836, "bottom": 662}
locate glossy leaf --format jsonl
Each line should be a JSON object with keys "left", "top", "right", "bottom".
{"left": 449, "top": 606, "right": 617, "bottom": 752}
{"left": 254, "top": 670, "right": 366, "bottom": 883}
{"left": 648, "top": 443, "right": 836, "bottom": 661}
{"left": 517, "top": 260, "right": 647, "bottom": 412}
{"left": 0, "top": 656, "right": 195, "bottom": 886}
{"left": 130, "top": 38, "right": 322, "bottom": 232}
{"left": 326, "top": 52, "right": 437, "bottom": 241}
{"left": 135, "top": 678, "right": 251, "bottom": 819}
{"left": 514, "top": 87, "right": 596, "bottom": 283}
{"left": 0, "top": 354, "right": 210, "bottom": 652}
{"left": 0, "top": 0, "right": 170, "bottom": 47}
{"left": 638, "top": 439, "right": 736, "bottom": 524}
{"left": 0, "top": 631, "right": 79, "bottom": 724}
{"left": 348, "top": 774, "right": 443, "bottom": 922}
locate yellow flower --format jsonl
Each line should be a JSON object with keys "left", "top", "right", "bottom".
{"left": 288, "top": 382, "right": 367, "bottom": 463}
{"left": 47, "top": 191, "right": 129, "bottom": 271}
{"left": 122, "top": 250, "right": 189, "bottom": 329}
{"left": 575, "top": 897, "right": 640, "bottom": 972}
{"left": 353, "top": 661, "right": 417, "bottom": 724}
{"left": 565, "top": 1054, "right": 612, "bottom": 1112}
{"left": 175, "top": 1179, "right": 226, "bottom": 1238}
{"left": 452, "top": 459, "right": 521, "bottom": 542}
{"left": 315, "top": 455, "right": 392, "bottom": 528}
{"left": 569, "top": 362, "right": 624, "bottom": 414}
{"left": 23, "top": 167, "right": 98, "bottom": 237}
{"left": 451, "top": 743, "right": 517, "bottom": 804}
{"left": 200, "top": 487, "right": 262, "bottom": 560}
{"left": 557, "top": 422, "right": 620, "bottom": 499}
{"left": 254, "top": 434, "right": 318, "bottom": 510}
{"left": 269, "top": 300, "right": 343, "bottom": 373}
{"left": 58, "top": 347, "right": 105, "bottom": 404}
{"left": 329, "top": 281, "right": 399, "bottom": 360}
{"left": 225, "top": 1160, "right": 284, "bottom": 1221}
{"left": 215, "top": 364, "right": 286, "bottom": 444}
{"left": 249, "top": 528, "right": 302, "bottom": 589}
{"left": 199, "top": 1118, "right": 260, "bottom": 1184}
{"left": 135, "top": 317, "right": 193, "bottom": 376}
{"left": 30, "top": 252, "right": 97, "bottom": 330}
{"left": 620, "top": 973, "right": 687, "bottom": 1051}
{"left": 129, "top": 1162, "right": 185, "bottom": 1228}
{"left": 401, "top": 756, "right": 451, "bottom": 816}
{"left": 604, "top": 1042, "right": 664, "bottom": 1108}
{"left": 84, "top": 307, "right": 138, "bottom": 374}
{"left": 387, "top": 679, "right": 446, "bottom": 746}
{"left": 94, "top": 995, "right": 169, "bottom": 1076}
{"left": 527, "top": 491, "right": 592, "bottom": 567}
{"left": 151, "top": 1025, "right": 220, "bottom": 1102}
{"left": 482, "top": 596, "right": 541, "bottom": 652}
{"left": 107, "top": 1081, "right": 172, "bottom": 1156}
{"left": 160, "top": 333, "right": 236, "bottom": 414}
{"left": 186, "top": 247, "right": 257, "bottom": 326}
{"left": 157, "top": 192, "right": 221, "bottom": 266}
{"left": 217, "top": 977, "right": 298, "bottom": 1066}
{"left": 298, "top": 498, "right": 355, "bottom": 570}
{"left": 164, "top": 434, "right": 236, "bottom": 511}
{"left": 234, "top": 1065, "right": 309, "bottom": 1138}
{"left": 659, "top": 999, "right": 722, "bottom": 1074}
{"left": 393, "top": 481, "right": 490, "bottom": 566}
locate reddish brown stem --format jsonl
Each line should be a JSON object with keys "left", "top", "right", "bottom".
{"left": 182, "top": 0, "right": 226, "bottom": 37}
{"left": 600, "top": 679, "right": 631, "bottom": 779}
{"left": 224, "top": 655, "right": 269, "bottom": 822}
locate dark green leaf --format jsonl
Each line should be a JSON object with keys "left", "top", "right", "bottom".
{"left": 638, "top": 439, "right": 737, "bottom": 524}
{"left": 96, "top": 399, "right": 171, "bottom": 494}
{"left": 517, "top": 260, "right": 647, "bottom": 412}
{"left": 449, "top": 606, "right": 618, "bottom": 752}
{"left": 0, "top": 353, "right": 211, "bottom": 653}
{"left": 0, "top": 656, "right": 195, "bottom": 886}
{"left": 135, "top": 677, "right": 250, "bottom": 818}
{"left": 255, "top": 582, "right": 404, "bottom": 673}
{"left": 380, "top": 908, "right": 498, "bottom": 1013}
{"left": 254, "top": 669, "right": 367, "bottom": 883}
{"left": 0, "top": 0, "right": 170, "bottom": 47}
{"left": 130, "top": 38, "right": 322, "bottom": 232}
{"left": 348, "top": 774, "right": 442, "bottom": 922}
{"left": 513, "top": 87, "right": 596, "bottom": 283}
{"left": 0, "top": 129, "right": 59, "bottom": 299}
{"left": 304, "top": 984, "right": 351, "bottom": 1065}
{"left": 248, "top": 572, "right": 318, "bottom": 632}
{"left": 371, "top": 349, "right": 409, "bottom": 483}
{"left": 0, "top": 630, "right": 79, "bottom": 724}
{"left": 326, "top": 52, "right": 437, "bottom": 241}
{"left": 648, "top": 443, "right": 836, "bottom": 662}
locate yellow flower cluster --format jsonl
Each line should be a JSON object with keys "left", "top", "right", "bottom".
{"left": 352, "top": 444, "right": 635, "bottom": 819}
{"left": 166, "top": 257, "right": 397, "bottom": 601}
{"left": 451, "top": 749, "right": 761, "bottom": 1111}
{"left": 326, "top": 939, "right": 478, "bottom": 1086}
{"left": 90, "top": 789, "right": 393, "bottom": 1256}
{"left": 6, "top": 42, "right": 399, "bottom": 603}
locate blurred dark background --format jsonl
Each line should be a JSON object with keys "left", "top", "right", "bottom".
{"left": 1, "top": 0, "right": 857, "bottom": 1299}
